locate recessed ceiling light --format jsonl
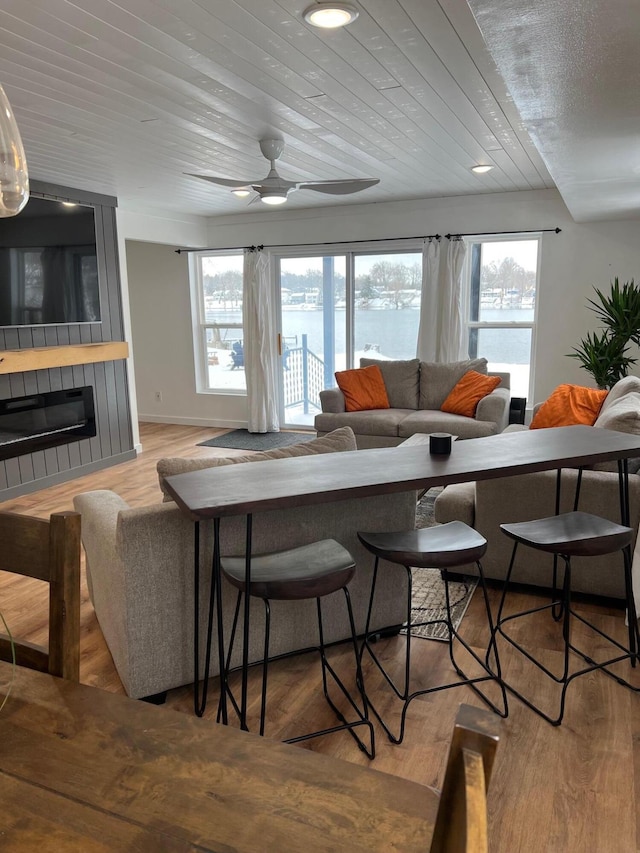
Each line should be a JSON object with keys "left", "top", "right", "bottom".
{"left": 303, "top": 2, "right": 359, "bottom": 28}
{"left": 231, "top": 189, "right": 251, "bottom": 198}
{"left": 471, "top": 164, "right": 494, "bottom": 174}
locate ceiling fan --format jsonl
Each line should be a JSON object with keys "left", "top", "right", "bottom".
{"left": 188, "top": 139, "right": 379, "bottom": 205}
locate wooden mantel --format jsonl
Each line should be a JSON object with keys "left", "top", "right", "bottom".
{"left": 0, "top": 342, "right": 129, "bottom": 375}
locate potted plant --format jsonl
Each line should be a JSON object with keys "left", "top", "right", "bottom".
{"left": 568, "top": 278, "right": 640, "bottom": 389}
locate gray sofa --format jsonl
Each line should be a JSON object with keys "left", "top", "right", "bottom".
{"left": 73, "top": 427, "right": 416, "bottom": 699}
{"left": 434, "top": 375, "right": 640, "bottom": 599}
{"left": 315, "top": 357, "right": 511, "bottom": 449}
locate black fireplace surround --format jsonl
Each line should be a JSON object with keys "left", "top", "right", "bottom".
{"left": 0, "top": 387, "right": 96, "bottom": 461}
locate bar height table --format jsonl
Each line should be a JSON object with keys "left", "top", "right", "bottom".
{"left": 163, "top": 425, "right": 640, "bottom": 727}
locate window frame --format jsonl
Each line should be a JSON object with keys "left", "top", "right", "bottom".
{"left": 190, "top": 249, "right": 246, "bottom": 395}
{"left": 462, "top": 233, "right": 541, "bottom": 402}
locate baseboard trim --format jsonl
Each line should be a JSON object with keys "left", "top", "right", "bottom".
{"left": 0, "top": 450, "right": 137, "bottom": 502}
{"left": 138, "top": 415, "right": 248, "bottom": 429}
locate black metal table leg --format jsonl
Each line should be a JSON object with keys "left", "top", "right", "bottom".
{"left": 240, "top": 514, "right": 253, "bottom": 731}
{"left": 193, "top": 517, "right": 228, "bottom": 721}
{"left": 194, "top": 521, "right": 216, "bottom": 717}
{"left": 213, "top": 517, "right": 228, "bottom": 723}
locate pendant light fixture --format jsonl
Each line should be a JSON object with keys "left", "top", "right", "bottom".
{"left": 0, "top": 84, "right": 28, "bottom": 217}
{"left": 303, "top": 2, "right": 359, "bottom": 29}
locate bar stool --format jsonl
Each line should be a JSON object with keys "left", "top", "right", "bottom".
{"left": 493, "top": 510, "right": 638, "bottom": 725}
{"left": 358, "top": 521, "right": 508, "bottom": 745}
{"left": 221, "top": 538, "right": 375, "bottom": 758}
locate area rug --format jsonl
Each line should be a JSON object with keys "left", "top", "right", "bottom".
{"left": 197, "top": 429, "right": 315, "bottom": 451}
{"left": 409, "top": 487, "right": 478, "bottom": 642}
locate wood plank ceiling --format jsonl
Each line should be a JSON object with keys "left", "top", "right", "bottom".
{"left": 0, "top": 0, "right": 554, "bottom": 216}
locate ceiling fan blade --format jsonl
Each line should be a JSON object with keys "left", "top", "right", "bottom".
{"left": 186, "top": 173, "right": 255, "bottom": 189}
{"left": 297, "top": 178, "right": 380, "bottom": 195}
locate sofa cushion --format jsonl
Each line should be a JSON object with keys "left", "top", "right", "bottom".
{"left": 157, "top": 426, "right": 357, "bottom": 500}
{"left": 594, "top": 390, "right": 640, "bottom": 434}
{"left": 315, "top": 409, "right": 414, "bottom": 438}
{"left": 360, "top": 357, "right": 420, "bottom": 409}
{"left": 419, "top": 358, "right": 488, "bottom": 410}
{"left": 335, "top": 365, "right": 390, "bottom": 412}
{"left": 530, "top": 384, "right": 608, "bottom": 429}
{"left": 599, "top": 375, "right": 640, "bottom": 416}
{"left": 586, "top": 376, "right": 640, "bottom": 470}
{"left": 397, "top": 410, "right": 498, "bottom": 439}
{"left": 591, "top": 391, "right": 640, "bottom": 474}
{"left": 441, "top": 371, "right": 501, "bottom": 418}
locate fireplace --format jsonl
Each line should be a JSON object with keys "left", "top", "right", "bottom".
{"left": 0, "top": 387, "right": 96, "bottom": 461}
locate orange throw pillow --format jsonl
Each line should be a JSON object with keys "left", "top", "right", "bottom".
{"left": 441, "top": 371, "right": 501, "bottom": 418}
{"left": 530, "top": 384, "right": 608, "bottom": 429}
{"left": 335, "top": 365, "right": 390, "bottom": 412}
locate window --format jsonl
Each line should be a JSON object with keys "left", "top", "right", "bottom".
{"left": 276, "top": 248, "right": 421, "bottom": 426}
{"left": 192, "top": 252, "right": 246, "bottom": 393}
{"left": 465, "top": 237, "right": 539, "bottom": 400}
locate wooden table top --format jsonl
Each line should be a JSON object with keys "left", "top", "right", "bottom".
{"left": 163, "top": 425, "right": 640, "bottom": 520}
{"left": 0, "top": 663, "right": 435, "bottom": 852}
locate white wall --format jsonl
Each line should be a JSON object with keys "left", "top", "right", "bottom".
{"left": 122, "top": 188, "right": 640, "bottom": 429}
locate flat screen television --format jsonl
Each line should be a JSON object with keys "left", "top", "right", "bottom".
{"left": 0, "top": 196, "right": 101, "bottom": 327}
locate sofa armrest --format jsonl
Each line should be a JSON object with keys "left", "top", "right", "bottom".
{"left": 73, "top": 490, "right": 133, "bottom": 692}
{"left": 319, "top": 387, "right": 346, "bottom": 413}
{"left": 476, "top": 386, "right": 510, "bottom": 432}
{"left": 74, "top": 487, "right": 416, "bottom": 699}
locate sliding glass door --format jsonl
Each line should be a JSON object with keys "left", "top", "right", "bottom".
{"left": 277, "top": 248, "right": 422, "bottom": 428}
{"left": 278, "top": 255, "right": 346, "bottom": 427}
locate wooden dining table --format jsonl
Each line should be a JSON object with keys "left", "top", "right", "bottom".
{"left": 0, "top": 662, "right": 434, "bottom": 851}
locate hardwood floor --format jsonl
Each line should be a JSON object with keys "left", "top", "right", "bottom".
{"left": 1, "top": 422, "right": 639, "bottom": 852}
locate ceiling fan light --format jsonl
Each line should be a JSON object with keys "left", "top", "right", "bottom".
{"left": 471, "top": 164, "right": 494, "bottom": 174}
{"left": 260, "top": 191, "right": 288, "bottom": 205}
{"left": 231, "top": 189, "right": 251, "bottom": 197}
{"left": 303, "top": 2, "right": 359, "bottom": 28}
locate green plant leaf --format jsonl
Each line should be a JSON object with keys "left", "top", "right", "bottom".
{"left": 567, "top": 329, "right": 636, "bottom": 389}
{"left": 569, "top": 278, "right": 640, "bottom": 388}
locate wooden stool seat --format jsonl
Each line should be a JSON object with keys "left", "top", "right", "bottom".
{"left": 358, "top": 521, "right": 507, "bottom": 745}
{"left": 221, "top": 539, "right": 374, "bottom": 756}
{"left": 358, "top": 522, "right": 487, "bottom": 569}
{"left": 221, "top": 539, "right": 355, "bottom": 600}
{"left": 494, "top": 510, "right": 637, "bottom": 725}
{"left": 501, "top": 511, "right": 632, "bottom": 557}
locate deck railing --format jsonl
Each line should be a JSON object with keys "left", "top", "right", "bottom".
{"left": 282, "top": 334, "right": 324, "bottom": 415}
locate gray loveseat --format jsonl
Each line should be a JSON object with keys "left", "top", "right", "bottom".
{"left": 434, "top": 375, "right": 640, "bottom": 599}
{"left": 315, "top": 357, "right": 510, "bottom": 449}
{"left": 73, "top": 427, "right": 416, "bottom": 699}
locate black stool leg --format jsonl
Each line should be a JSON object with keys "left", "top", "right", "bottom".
{"left": 259, "top": 599, "right": 271, "bottom": 737}
{"left": 493, "top": 543, "right": 640, "bottom": 726}
{"left": 446, "top": 560, "right": 508, "bottom": 718}
{"left": 284, "top": 589, "right": 375, "bottom": 759}
{"left": 362, "top": 556, "right": 507, "bottom": 745}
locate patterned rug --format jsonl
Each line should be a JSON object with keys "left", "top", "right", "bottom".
{"left": 410, "top": 487, "right": 478, "bottom": 642}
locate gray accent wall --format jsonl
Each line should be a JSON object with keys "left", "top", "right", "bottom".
{"left": 0, "top": 181, "right": 135, "bottom": 500}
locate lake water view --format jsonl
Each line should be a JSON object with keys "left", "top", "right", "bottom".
{"left": 209, "top": 306, "right": 532, "bottom": 399}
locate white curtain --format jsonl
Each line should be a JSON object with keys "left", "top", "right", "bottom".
{"left": 416, "top": 237, "right": 440, "bottom": 361}
{"left": 439, "top": 237, "right": 468, "bottom": 362}
{"left": 243, "top": 249, "right": 280, "bottom": 433}
{"left": 416, "top": 235, "right": 467, "bottom": 362}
